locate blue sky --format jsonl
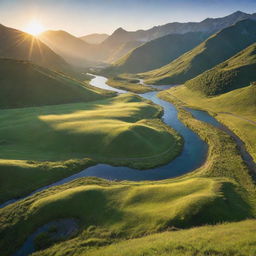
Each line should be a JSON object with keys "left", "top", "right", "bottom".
{"left": 0, "top": 0, "right": 256, "bottom": 36}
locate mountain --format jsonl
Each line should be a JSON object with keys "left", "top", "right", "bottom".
{"left": 185, "top": 42, "right": 256, "bottom": 95}
{"left": 0, "top": 58, "right": 108, "bottom": 108}
{"left": 142, "top": 19, "right": 256, "bottom": 84}
{"left": 0, "top": 24, "right": 69, "bottom": 71}
{"left": 106, "top": 40, "right": 143, "bottom": 63}
{"left": 80, "top": 33, "right": 109, "bottom": 44}
{"left": 39, "top": 30, "right": 100, "bottom": 67}
{"left": 107, "top": 32, "right": 209, "bottom": 74}
{"left": 103, "top": 11, "right": 256, "bottom": 48}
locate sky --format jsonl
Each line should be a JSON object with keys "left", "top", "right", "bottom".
{"left": 0, "top": 0, "right": 256, "bottom": 36}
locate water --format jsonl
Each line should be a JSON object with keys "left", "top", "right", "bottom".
{"left": 1, "top": 75, "right": 218, "bottom": 208}
{"left": 25, "top": 75, "right": 208, "bottom": 183}
{"left": 8, "top": 75, "right": 256, "bottom": 256}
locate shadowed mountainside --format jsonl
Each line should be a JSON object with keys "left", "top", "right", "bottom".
{"left": 142, "top": 19, "right": 256, "bottom": 84}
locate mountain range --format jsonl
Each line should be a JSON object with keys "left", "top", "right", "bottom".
{"left": 141, "top": 19, "right": 256, "bottom": 84}
{"left": 107, "top": 32, "right": 209, "bottom": 74}
{"left": 80, "top": 33, "right": 109, "bottom": 44}
{"left": 38, "top": 11, "right": 256, "bottom": 68}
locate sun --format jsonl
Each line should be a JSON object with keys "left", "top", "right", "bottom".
{"left": 24, "top": 20, "right": 44, "bottom": 36}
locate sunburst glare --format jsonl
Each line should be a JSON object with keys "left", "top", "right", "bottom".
{"left": 24, "top": 20, "right": 44, "bottom": 36}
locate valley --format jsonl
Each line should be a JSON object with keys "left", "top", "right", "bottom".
{"left": 0, "top": 5, "right": 256, "bottom": 256}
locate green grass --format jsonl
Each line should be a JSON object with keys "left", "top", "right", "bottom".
{"left": 106, "top": 32, "right": 208, "bottom": 74}
{"left": 161, "top": 83, "right": 256, "bottom": 161}
{"left": 185, "top": 42, "right": 256, "bottom": 95}
{"left": 52, "top": 220, "right": 256, "bottom": 256}
{"left": 1, "top": 94, "right": 255, "bottom": 256}
{"left": 107, "top": 77, "right": 155, "bottom": 93}
{"left": 0, "top": 59, "right": 113, "bottom": 109}
{"left": 0, "top": 93, "right": 182, "bottom": 202}
{"left": 141, "top": 19, "right": 256, "bottom": 85}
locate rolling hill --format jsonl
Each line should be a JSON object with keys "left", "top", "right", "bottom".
{"left": 185, "top": 42, "right": 256, "bottom": 95}
{"left": 142, "top": 19, "right": 256, "bottom": 84}
{"left": 0, "top": 24, "right": 69, "bottom": 71}
{"left": 0, "top": 58, "right": 109, "bottom": 108}
{"left": 80, "top": 33, "right": 109, "bottom": 44}
{"left": 108, "top": 32, "right": 209, "bottom": 74}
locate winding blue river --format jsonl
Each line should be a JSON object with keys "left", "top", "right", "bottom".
{"left": 1, "top": 75, "right": 211, "bottom": 208}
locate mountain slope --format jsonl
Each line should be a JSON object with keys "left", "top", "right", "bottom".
{"left": 142, "top": 19, "right": 256, "bottom": 84}
{"left": 103, "top": 11, "right": 256, "bottom": 48}
{"left": 0, "top": 59, "right": 109, "bottom": 108}
{"left": 0, "top": 24, "right": 69, "bottom": 71}
{"left": 80, "top": 33, "right": 109, "bottom": 44}
{"left": 39, "top": 30, "right": 99, "bottom": 67}
{"left": 185, "top": 42, "right": 256, "bottom": 95}
{"left": 108, "top": 32, "right": 209, "bottom": 74}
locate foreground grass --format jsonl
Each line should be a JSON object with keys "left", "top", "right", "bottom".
{"left": 0, "top": 93, "right": 182, "bottom": 202}
{"left": 66, "top": 220, "right": 256, "bottom": 256}
{"left": 1, "top": 94, "right": 255, "bottom": 255}
{"left": 0, "top": 158, "right": 94, "bottom": 203}
{"left": 162, "top": 84, "right": 256, "bottom": 161}
{"left": 107, "top": 77, "right": 155, "bottom": 93}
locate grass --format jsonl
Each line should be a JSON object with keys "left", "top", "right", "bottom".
{"left": 107, "top": 32, "right": 208, "bottom": 74}
{"left": 1, "top": 93, "right": 255, "bottom": 256}
{"left": 141, "top": 19, "right": 256, "bottom": 85}
{"left": 0, "top": 93, "right": 182, "bottom": 202}
{"left": 0, "top": 59, "right": 113, "bottom": 109}
{"left": 57, "top": 220, "right": 256, "bottom": 256}
{"left": 161, "top": 83, "right": 256, "bottom": 161}
{"left": 107, "top": 77, "right": 155, "bottom": 93}
{"left": 185, "top": 42, "right": 256, "bottom": 95}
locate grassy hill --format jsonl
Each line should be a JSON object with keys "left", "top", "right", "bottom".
{"left": 108, "top": 32, "right": 208, "bottom": 74}
{"left": 1, "top": 97, "right": 255, "bottom": 256}
{"left": 185, "top": 42, "right": 256, "bottom": 95}
{"left": 160, "top": 83, "right": 256, "bottom": 161}
{"left": 142, "top": 19, "right": 256, "bottom": 84}
{"left": 0, "top": 24, "right": 69, "bottom": 71}
{"left": 0, "top": 93, "right": 182, "bottom": 202}
{"left": 42, "top": 220, "right": 256, "bottom": 256}
{"left": 0, "top": 58, "right": 111, "bottom": 109}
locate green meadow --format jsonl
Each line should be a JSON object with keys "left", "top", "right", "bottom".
{"left": 54, "top": 220, "right": 256, "bottom": 256}
{"left": 162, "top": 84, "right": 256, "bottom": 161}
{"left": 0, "top": 93, "right": 182, "bottom": 202}
{"left": 106, "top": 77, "right": 155, "bottom": 93}
{"left": 1, "top": 100, "right": 255, "bottom": 256}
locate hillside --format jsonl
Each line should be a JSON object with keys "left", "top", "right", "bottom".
{"left": 0, "top": 93, "right": 182, "bottom": 202}
{"left": 0, "top": 59, "right": 109, "bottom": 108}
{"left": 161, "top": 81, "right": 256, "bottom": 162}
{"left": 0, "top": 24, "right": 69, "bottom": 71}
{"left": 108, "top": 32, "right": 209, "bottom": 74}
{"left": 1, "top": 99, "right": 255, "bottom": 256}
{"left": 142, "top": 19, "right": 256, "bottom": 84}
{"left": 185, "top": 42, "right": 256, "bottom": 95}
{"left": 55, "top": 220, "right": 256, "bottom": 256}
{"left": 39, "top": 30, "right": 100, "bottom": 67}
{"left": 80, "top": 33, "right": 109, "bottom": 44}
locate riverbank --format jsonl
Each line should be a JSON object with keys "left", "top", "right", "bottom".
{"left": 2, "top": 93, "right": 255, "bottom": 256}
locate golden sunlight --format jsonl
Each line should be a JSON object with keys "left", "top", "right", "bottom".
{"left": 24, "top": 20, "right": 44, "bottom": 36}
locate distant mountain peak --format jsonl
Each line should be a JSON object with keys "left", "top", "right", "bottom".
{"left": 114, "top": 27, "right": 127, "bottom": 34}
